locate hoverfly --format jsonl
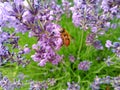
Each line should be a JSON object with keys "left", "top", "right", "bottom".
{"left": 60, "top": 28, "right": 70, "bottom": 47}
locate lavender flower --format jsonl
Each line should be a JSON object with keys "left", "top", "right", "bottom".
{"left": 47, "top": 78, "right": 56, "bottom": 86}
{"left": 62, "top": 0, "right": 71, "bottom": 18}
{"left": 105, "top": 40, "right": 112, "bottom": 49}
{"left": 112, "top": 76, "right": 120, "bottom": 89}
{"left": 69, "top": 55, "right": 75, "bottom": 63}
{"left": 0, "top": 0, "right": 63, "bottom": 32}
{"left": 71, "top": 0, "right": 120, "bottom": 50}
{"left": 91, "top": 76, "right": 101, "bottom": 90}
{"left": 31, "top": 23, "right": 63, "bottom": 66}
{"left": 93, "top": 40, "right": 103, "bottom": 50}
{"left": 91, "top": 76, "right": 120, "bottom": 90}
{"left": 23, "top": 47, "right": 30, "bottom": 54}
{"left": 70, "top": 0, "right": 103, "bottom": 31}
{"left": 114, "top": 87, "right": 120, "bottom": 90}
{"left": 78, "top": 61, "right": 91, "bottom": 71}
{"left": 103, "top": 56, "right": 114, "bottom": 66}
{"left": 67, "top": 82, "right": 80, "bottom": 90}
{"left": 0, "top": 76, "right": 11, "bottom": 90}
{"left": 12, "top": 79, "right": 22, "bottom": 89}
{"left": 0, "top": 0, "right": 65, "bottom": 66}
{"left": 0, "top": 27, "right": 30, "bottom": 67}
{"left": 101, "top": 0, "right": 120, "bottom": 17}
{"left": 112, "top": 42, "right": 120, "bottom": 57}
{"left": 111, "top": 24, "right": 117, "bottom": 29}
{"left": 0, "top": 2, "right": 13, "bottom": 27}
{"left": 0, "top": 76, "right": 22, "bottom": 90}
{"left": 86, "top": 33, "right": 96, "bottom": 46}
{"left": 29, "top": 81, "right": 42, "bottom": 90}
{"left": 91, "top": 76, "right": 111, "bottom": 90}
{"left": 0, "top": 73, "right": 56, "bottom": 90}
{"left": 101, "top": 76, "right": 111, "bottom": 84}
{"left": 29, "top": 78, "right": 56, "bottom": 90}
{"left": 105, "top": 41, "right": 120, "bottom": 58}
{"left": 34, "top": 0, "right": 63, "bottom": 22}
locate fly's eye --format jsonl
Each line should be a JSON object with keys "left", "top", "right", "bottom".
{"left": 65, "top": 38, "right": 70, "bottom": 41}
{"left": 50, "top": 31, "right": 55, "bottom": 36}
{"left": 64, "top": 34, "right": 67, "bottom": 37}
{"left": 52, "top": 31, "right": 55, "bottom": 34}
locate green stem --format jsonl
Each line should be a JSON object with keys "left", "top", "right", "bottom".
{"left": 81, "top": 81, "right": 91, "bottom": 84}
{"left": 55, "top": 73, "right": 68, "bottom": 81}
{"left": 13, "top": 66, "right": 19, "bottom": 77}
{"left": 62, "top": 61, "right": 81, "bottom": 83}
{"left": 85, "top": 46, "right": 91, "bottom": 56}
{"left": 26, "top": 0, "right": 34, "bottom": 11}
{"left": 62, "top": 61, "right": 78, "bottom": 78}
{"left": 77, "top": 75, "right": 81, "bottom": 83}
{"left": 41, "top": 0, "right": 45, "bottom": 5}
{"left": 38, "top": 20, "right": 44, "bottom": 31}
{"left": 93, "top": 62, "right": 106, "bottom": 74}
{"left": 77, "top": 30, "right": 84, "bottom": 60}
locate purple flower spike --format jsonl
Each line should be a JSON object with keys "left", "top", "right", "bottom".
{"left": 78, "top": 61, "right": 91, "bottom": 71}
{"left": 69, "top": 55, "right": 75, "bottom": 63}
{"left": 67, "top": 81, "right": 80, "bottom": 90}
{"left": 23, "top": 47, "right": 30, "bottom": 54}
{"left": 105, "top": 40, "right": 112, "bottom": 49}
{"left": 31, "top": 23, "right": 63, "bottom": 66}
{"left": 112, "top": 42, "right": 120, "bottom": 57}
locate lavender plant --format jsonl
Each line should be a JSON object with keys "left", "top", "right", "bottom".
{"left": 78, "top": 60, "right": 91, "bottom": 71}
{"left": 0, "top": 72, "right": 57, "bottom": 90}
{"left": 105, "top": 40, "right": 120, "bottom": 58}
{"left": 0, "top": 0, "right": 120, "bottom": 90}
{"left": 91, "top": 75, "right": 120, "bottom": 90}
{"left": 0, "top": 27, "right": 30, "bottom": 67}
{"left": 62, "top": 0, "right": 71, "bottom": 18}
{"left": 67, "top": 81, "right": 80, "bottom": 90}
{"left": 0, "top": 0, "right": 65, "bottom": 66}
{"left": 70, "top": 0, "right": 120, "bottom": 49}
{"left": 0, "top": 73, "right": 23, "bottom": 90}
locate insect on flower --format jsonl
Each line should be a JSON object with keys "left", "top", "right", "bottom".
{"left": 60, "top": 28, "right": 70, "bottom": 47}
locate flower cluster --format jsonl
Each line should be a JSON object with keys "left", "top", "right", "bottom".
{"left": 0, "top": 73, "right": 23, "bottom": 90}
{"left": 70, "top": 0, "right": 100, "bottom": 30}
{"left": 31, "top": 23, "right": 63, "bottom": 66}
{"left": 0, "top": 0, "right": 63, "bottom": 32}
{"left": 71, "top": 0, "right": 120, "bottom": 31}
{"left": 86, "top": 33, "right": 103, "bottom": 50}
{"left": 78, "top": 60, "right": 91, "bottom": 71}
{"left": 29, "top": 78, "right": 56, "bottom": 90}
{"left": 30, "top": 81, "right": 45, "bottom": 90}
{"left": 101, "top": 0, "right": 120, "bottom": 19}
{"left": 0, "top": 29, "right": 11, "bottom": 65}
{"left": 0, "top": 27, "right": 30, "bottom": 67}
{"left": 69, "top": 55, "right": 75, "bottom": 63}
{"left": 62, "top": 0, "right": 71, "bottom": 18}
{"left": 91, "top": 75, "right": 120, "bottom": 90}
{"left": 0, "top": 72, "right": 56, "bottom": 90}
{"left": 32, "top": 0, "right": 63, "bottom": 22}
{"left": 67, "top": 81, "right": 80, "bottom": 90}
{"left": 70, "top": 0, "right": 120, "bottom": 49}
{"left": 0, "top": 0, "right": 66, "bottom": 66}
{"left": 105, "top": 40, "right": 120, "bottom": 57}
{"left": 103, "top": 56, "right": 114, "bottom": 66}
